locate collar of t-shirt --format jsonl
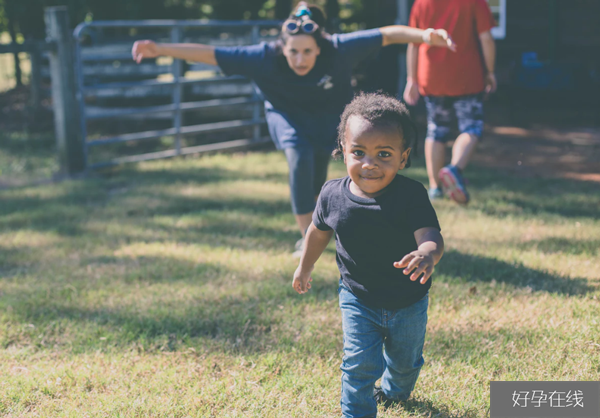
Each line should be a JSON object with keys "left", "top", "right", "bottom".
{"left": 342, "top": 175, "right": 399, "bottom": 205}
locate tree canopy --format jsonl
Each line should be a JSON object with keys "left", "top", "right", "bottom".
{"left": 0, "top": 0, "right": 379, "bottom": 40}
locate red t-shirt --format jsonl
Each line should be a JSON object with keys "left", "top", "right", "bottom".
{"left": 409, "top": 0, "right": 496, "bottom": 97}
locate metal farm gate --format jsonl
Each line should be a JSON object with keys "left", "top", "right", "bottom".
{"left": 72, "top": 19, "right": 281, "bottom": 169}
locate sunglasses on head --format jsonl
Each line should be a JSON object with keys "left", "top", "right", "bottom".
{"left": 283, "top": 18, "right": 318, "bottom": 34}
{"left": 283, "top": 5, "right": 319, "bottom": 34}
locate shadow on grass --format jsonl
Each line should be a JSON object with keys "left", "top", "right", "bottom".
{"left": 463, "top": 164, "right": 600, "bottom": 220}
{"left": 83, "top": 221, "right": 301, "bottom": 254}
{"left": 437, "top": 250, "right": 593, "bottom": 295}
{"left": 0, "top": 200, "right": 300, "bottom": 277}
{"left": 134, "top": 221, "right": 300, "bottom": 251}
{"left": 399, "top": 159, "right": 599, "bottom": 220}
{"left": 3, "top": 246, "right": 591, "bottom": 358}
{"left": 1, "top": 154, "right": 597, "bottom": 360}
{"left": 0, "top": 164, "right": 291, "bottom": 235}
{"left": 0, "top": 131, "right": 58, "bottom": 183}
{"left": 516, "top": 237, "right": 599, "bottom": 256}
{"left": 401, "top": 398, "right": 479, "bottom": 418}
{"left": 2, "top": 271, "right": 340, "bottom": 355}
{"left": 0, "top": 131, "right": 56, "bottom": 153}
{"left": 478, "top": 194, "right": 599, "bottom": 220}
{"left": 2, "top": 154, "right": 598, "bottom": 240}
{"left": 108, "top": 161, "right": 289, "bottom": 185}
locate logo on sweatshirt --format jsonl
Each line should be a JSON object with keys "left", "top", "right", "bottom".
{"left": 317, "top": 75, "right": 334, "bottom": 90}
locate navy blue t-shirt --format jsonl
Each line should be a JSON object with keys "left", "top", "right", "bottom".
{"left": 313, "top": 175, "right": 441, "bottom": 310}
{"left": 214, "top": 29, "right": 382, "bottom": 151}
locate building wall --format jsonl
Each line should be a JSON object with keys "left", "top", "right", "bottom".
{"left": 497, "top": 0, "right": 600, "bottom": 90}
{"left": 554, "top": 0, "right": 600, "bottom": 63}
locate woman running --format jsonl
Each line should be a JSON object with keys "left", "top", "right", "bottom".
{"left": 132, "top": 2, "right": 455, "bottom": 255}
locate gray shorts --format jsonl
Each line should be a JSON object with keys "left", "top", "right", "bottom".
{"left": 424, "top": 93, "right": 484, "bottom": 143}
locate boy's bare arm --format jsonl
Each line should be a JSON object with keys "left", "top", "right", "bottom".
{"left": 394, "top": 227, "right": 444, "bottom": 284}
{"left": 292, "top": 223, "right": 334, "bottom": 294}
{"left": 403, "top": 43, "right": 420, "bottom": 106}
{"left": 479, "top": 30, "right": 497, "bottom": 94}
{"left": 406, "top": 43, "right": 419, "bottom": 81}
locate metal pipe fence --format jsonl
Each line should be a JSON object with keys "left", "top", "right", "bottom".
{"left": 73, "top": 19, "right": 281, "bottom": 170}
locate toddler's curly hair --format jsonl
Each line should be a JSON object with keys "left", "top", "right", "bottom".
{"left": 334, "top": 92, "right": 418, "bottom": 168}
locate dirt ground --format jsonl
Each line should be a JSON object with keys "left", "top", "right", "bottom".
{"left": 1, "top": 86, "right": 599, "bottom": 184}
{"left": 476, "top": 123, "right": 600, "bottom": 183}
{"left": 402, "top": 98, "right": 599, "bottom": 184}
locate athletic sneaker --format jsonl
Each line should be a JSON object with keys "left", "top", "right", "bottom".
{"left": 373, "top": 386, "right": 405, "bottom": 408}
{"left": 292, "top": 237, "right": 304, "bottom": 259}
{"left": 428, "top": 187, "right": 444, "bottom": 200}
{"left": 439, "top": 165, "right": 470, "bottom": 204}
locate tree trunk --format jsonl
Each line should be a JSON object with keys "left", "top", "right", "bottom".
{"left": 5, "top": 3, "right": 23, "bottom": 87}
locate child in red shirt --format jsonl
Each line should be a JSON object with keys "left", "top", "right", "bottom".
{"left": 404, "top": 0, "right": 497, "bottom": 204}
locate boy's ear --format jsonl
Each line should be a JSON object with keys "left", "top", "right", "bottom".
{"left": 399, "top": 147, "right": 412, "bottom": 169}
{"left": 332, "top": 147, "right": 345, "bottom": 161}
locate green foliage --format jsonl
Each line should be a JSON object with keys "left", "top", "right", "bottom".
{"left": 0, "top": 0, "right": 276, "bottom": 40}
{"left": 0, "top": 0, "right": 376, "bottom": 40}
{"left": 0, "top": 0, "right": 6, "bottom": 33}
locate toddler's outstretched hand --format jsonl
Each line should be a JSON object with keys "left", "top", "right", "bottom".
{"left": 394, "top": 251, "right": 435, "bottom": 284}
{"left": 292, "top": 266, "right": 313, "bottom": 294}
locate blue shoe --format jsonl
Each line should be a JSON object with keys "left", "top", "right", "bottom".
{"left": 428, "top": 187, "right": 444, "bottom": 200}
{"left": 439, "top": 165, "right": 470, "bottom": 204}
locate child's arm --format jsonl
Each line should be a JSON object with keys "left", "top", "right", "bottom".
{"left": 292, "top": 222, "right": 334, "bottom": 294}
{"left": 403, "top": 43, "right": 420, "bottom": 106}
{"left": 394, "top": 227, "right": 444, "bottom": 285}
{"left": 479, "top": 30, "right": 497, "bottom": 95}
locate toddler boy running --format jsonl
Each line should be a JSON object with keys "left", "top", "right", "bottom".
{"left": 292, "top": 93, "right": 444, "bottom": 417}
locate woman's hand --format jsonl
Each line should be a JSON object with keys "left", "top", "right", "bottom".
{"left": 426, "top": 29, "right": 457, "bottom": 52}
{"left": 132, "top": 40, "right": 160, "bottom": 63}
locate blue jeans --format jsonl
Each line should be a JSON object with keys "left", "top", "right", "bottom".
{"left": 339, "top": 282, "right": 428, "bottom": 418}
{"left": 284, "top": 146, "right": 330, "bottom": 215}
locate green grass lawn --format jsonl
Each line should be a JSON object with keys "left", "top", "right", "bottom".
{"left": 1, "top": 151, "right": 599, "bottom": 417}
{"left": 0, "top": 131, "right": 59, "bottom": 185}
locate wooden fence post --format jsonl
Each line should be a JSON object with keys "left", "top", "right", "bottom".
{"left": 171, "top": 26, "right": 183, "bottom": 155}
{"left": 45, "top": 6, "right": 86, "bottom": 175}
{"left": 29, "top": 42, "right": 43, "bottom": 119}
{"left": 251, "top": 25, "right": 261, "bottom": 143}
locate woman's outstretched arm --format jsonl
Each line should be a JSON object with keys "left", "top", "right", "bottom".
{"left": 132, "top": 40, "right": 217, "bottom": 65}
{"left": 379, "top": 26, "right": 456, "bottom": 51}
